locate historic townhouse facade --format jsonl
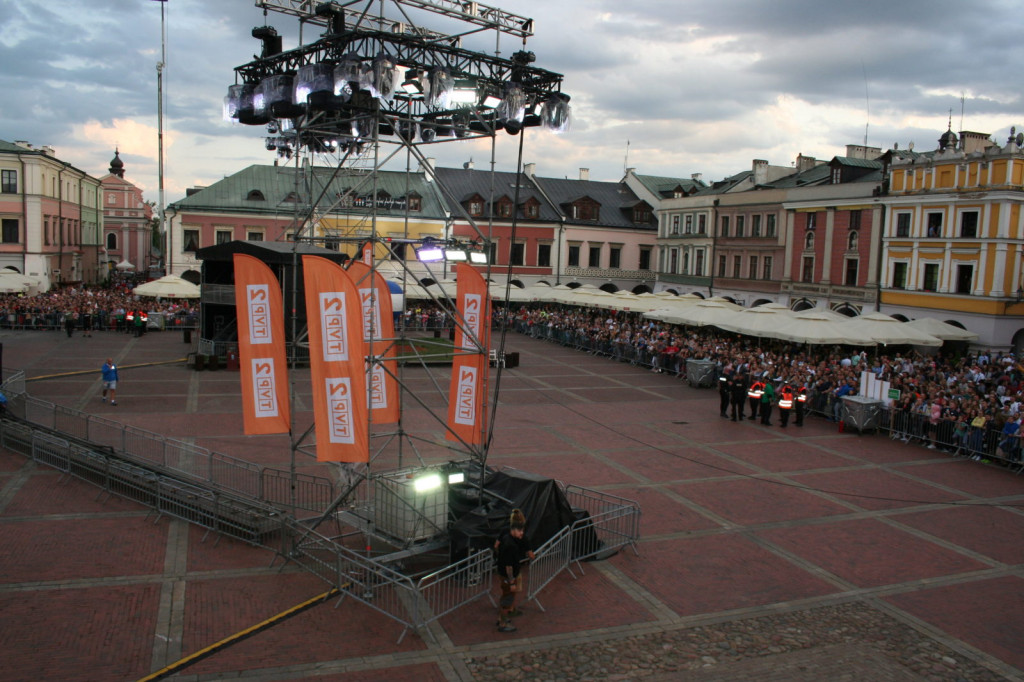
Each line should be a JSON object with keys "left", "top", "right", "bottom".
{"left": 0, "top": 139, "right": 102, "bottom": 288}
{"left": 100, "top": 150, "right": 153, "bottom": 280}
{"left": 879, "top": 128, "right": 1024, "bottom": 348}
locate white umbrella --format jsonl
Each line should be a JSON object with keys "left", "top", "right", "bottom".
{"left": 717, "top": 305, "right": 793, "bottom": 338}
{"left": 774, "top": 310, "right": 875, "bottom": 346}
{"left": 0, "top": 275, "right": 29, "bottom": 294}
{"left": 115, "top": 260, "right": 135, "bottom": 271}
{"left": 840, "top": 312, "right": 942, "bottom": 347}
{"left": 489, "top": 282, "right": 534, "bottom": 303}
{"left": 667, "top": 299, "right": 740, "bottom": 328}
{"left": 132, "top": 274, "right": 200, "bottom": 299}
{"left": 905, "top": 317, "right": 979, "bottom": 342}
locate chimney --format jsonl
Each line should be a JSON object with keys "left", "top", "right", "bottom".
{"left": 691, "top": 172, "right": 702, "bottom": 183}
{"left": 579, "top": 168, "right": 590, "bottom": 181}
{"left": 420, "top": 157, "right": 435, "bottom": 181}
{"left": 795, "top": 154, "right": 818, "bottom": 172}
{"left": 463, "top": 160, "right": 474, "bottom": 170}
{"left": 14, "top": 140, "right": 32, "bottom": 150}
{"left": 625, "top": 167, "right": 636, "bottom": 176}
{"left": 41, "top": 146, "right": 55, "bottom": 156}
{"left": 752, "top": 159, "right": 769, "bottom": 185}
{"left": 523, "top": 162, "right": 536, "bottom": 177}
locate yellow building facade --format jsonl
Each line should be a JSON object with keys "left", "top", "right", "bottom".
{"left": 880, "top": 129, "right": 1024, "bottom": 349}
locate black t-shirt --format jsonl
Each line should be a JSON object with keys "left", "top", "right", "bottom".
{"left": 496, "top": 531, "right": 531, "bottom": 576}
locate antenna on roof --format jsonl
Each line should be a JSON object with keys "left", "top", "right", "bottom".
{"left": 862, "top": 61, "right": 870, "bottom": 148}
{"left": 959, "top": 91, "right": 966, "bottom": 134}
{"left": 623, "top": 139, "right": 630, "bottom": 174}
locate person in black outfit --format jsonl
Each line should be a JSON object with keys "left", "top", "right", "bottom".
{"left": 719, "top": 370, "right": 732, "bottom": 418}
{"left": 730, "top": 372, "right": 747, "bottom": 421}
{"left": 494, "top": 509, "right": 534, "bottom": 633}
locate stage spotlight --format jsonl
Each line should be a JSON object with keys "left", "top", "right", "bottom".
{"left": 370, "top": 53, "right": 397, "bottom": 101}
{"left": 401, "top": 70, "right": 424, "bottom": 94}
{"left": 294, "top": 62, "right": 335, "bottom": 107}
{"left": 469, "top": 250, "right": 488, "bottom": 264}
{"left": 425, "top": 67, "right": 454, "bottom": 107}
{"left": 420, "top": 124, "right": 437, "bottom": 143}
{"left": 416, "top": 241, "right": 444, "bottom": 262}
{"left": 448, "top": 472, "right": 465, "bottom": 485}
{"left": 481, "top": 92, "right": 502, "bottom": 109}
{"left": 449, "top": 81, "right": 478, "bottom": 105}
{"left": 413, "top": 473, "right": 442, "bottom": 492}
{"left": 542, "top": 92, "right": 572, "bottom": 133}
{"left": 334, "top": 52, "right": 366, "bottom": 96}
{"left": 444, "top": 247, "right": 468, "bottom": 261}
{"left": 497, "top": 85, "right": 525, "bottom": 124}
{"left": 258, "top": 74, "right": 300, "bottom": 118}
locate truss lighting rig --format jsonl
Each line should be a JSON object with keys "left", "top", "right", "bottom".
{"left": 224, "top": 0, "right": 570, "bottom": 156}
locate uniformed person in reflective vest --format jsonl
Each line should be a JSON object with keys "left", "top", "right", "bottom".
{"left": 778, "top": 383, "right": 795, "bottom": 428}
{"left": 719, "top": 369, "right": 732, "bottom": 418}
{"left": 747, "top": 377, "right": 765, "bottom": 421}
{"left": 794, "top": 381, "right": 808, "bottom": 427}
{"left": 125, "top": 309, "right": 135, "bottom": 334}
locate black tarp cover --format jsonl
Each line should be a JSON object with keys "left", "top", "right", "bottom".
{"left": 449, "top": 467, "right": 577, "bottom": 559}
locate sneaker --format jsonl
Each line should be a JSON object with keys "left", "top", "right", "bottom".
{"left": 110, "top": 401, "right": 117, "bottom": 406}
{"left": 497, "top": 623, "right": 517, "bottom": 633}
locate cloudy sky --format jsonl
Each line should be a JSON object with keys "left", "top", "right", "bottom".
{"left": 2, "top": 0, "right": 1022, "bottom": 204}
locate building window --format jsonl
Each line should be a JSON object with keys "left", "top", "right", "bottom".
{"left": 698, "top": 214, "right": 707, "bottom": 233}
{"left": 469, "top": 200, "right": 483, "bottom": 216}
{"left": 215, "top": 230, "right": 232, "bottom": 245}
{"left": 639, "top": 248, "right": 651, "bottom": 270}
{"left": 1, "top": 170, "right": 17, "bottom": 194}
{"left": 845, "top": 258, "right": 859, "bottom": 286}
{"left": 106, "top": 233, "right": 117, "bottom": 250}
{"left": 671, "top": 215, "right": 680, "bottom": 234}
{"left": 107, "top": 193, "right": 116, "bottom": 204}
{"left": 960, "top": 211, "right": 979, "bottom": 238}
{"left": 567, "top": 245, "right": 580, "bottom": 267}
{"left": 488, "top": 242, "right": 498, "bottom": 264}
{"left": 524, "top": 201, "right": 539, "bottom": 219}
{"left": 807, "top": 213, "right": 817, "bottom": 231}
{"left": 896, "top": 213, "right": 911, "bottom": 237}
{"left": 805, "top": 231, "right": 815, "bottom": 250}
{"left": 633, "top": 204, "right": 651, "bottom": 223}
{"left": 669, "top": 249, "right": 678, "bottom": 274}
{"left": 682, "top": 251, "right": 690, "bottom": 275}
{"left": 510, "top": 242, "right": 525, "bottom": 266}
{"left": 183, "top": 229, "right": 199, "bottom": 252}
{"left": 732, "top": 255, "right": 741, "bottom": 278}
{"left": 801, "top": 256, "right": 814, "bottom": 283}
{"left": 762, "top": 256, "right": 772, "bottom": 280}
{"left": 735, "top": 215, "right": 745, "bottom": 237}
{"left": 766, "top": 214, "right": 776, "bottom": 237}
{"left": 684, "top": 215, "right": 693, "bottom": 234}
{"left": 407, "top": 194, "right": 421, "bottom": 211}
{"left": 1, "top": 219, "right": 18, "bottom": 243}
{"left": 717, "top": 254, "right": 726, "bottom": 277}
{"left": 694, "top": 250, "right": 704, "bottom": 276}
{"left": 749, "top": 255, "right": 758, "bottom": 279}
{"left": 247, "top": 231, "right": 263, "bottom": 241}
{"left": 752, "top": 215, "right": 761, "bottom": 237}
{"left": 537, "top": 243, "right": 551, "bottom": 268}
{"left": 922, "top": 263, "right": 939, "bottom": 291}
{"left": 609, "top": 246, "right": 622, "bottom": 269}
{"left": 588, "top": 245, "right": 601, "bottom": 267}
{"left": 720, "top": 216, "right": 730, "bottom": 237}
{"left": 498, "top": 200, "right": 513, "bottom": 218}
{"left": 831, "top": 167, "right": 842, "bottom": 184}
{"left": 848, "top": 231, "right": 858, "bottom": 250}
{"left": 849, "top": 210, "right": 862, "bottom": 231}
{"left": 926, "top": 212, "right": 942, "bottom": 237}
{"left": 892, "top": 262, "right": 908, "bottom": 289}
{"left": 956, "top": 264, "right": 974, "bottom": 295}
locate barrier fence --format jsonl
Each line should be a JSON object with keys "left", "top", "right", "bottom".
{"left": 8, "top": 394, "right": 337, "bottom": 513}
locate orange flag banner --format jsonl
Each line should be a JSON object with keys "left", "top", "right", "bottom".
{"left": 347, "top": 261, "right": 401, "bottom": 424}
{"left": 302, "top": 255, "right": 369, "bottom": 462}
{"left": 446, "top": 264, "right": 491, "bottom": 446}
{"left": 232, "top": 254, "right": 290, "bottom": 435}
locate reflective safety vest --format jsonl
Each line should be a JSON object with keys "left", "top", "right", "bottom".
{"left": 748, "top": 381, "right": 764, "bottom": 399}
{"left": 796, "top": 386, "right": 808, "bottom": 403}
{"left": 126, "top": 311, "right": 134, "bottom": 322}
{"left": 778, "top": 388, "right": 794, "bottom": 409}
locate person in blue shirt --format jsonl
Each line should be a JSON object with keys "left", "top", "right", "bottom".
{"left": 833, "top": 377, "right": 856, "bottom": 422}
{"left": 101, "top": 358, "right": 119, "bottom": 406}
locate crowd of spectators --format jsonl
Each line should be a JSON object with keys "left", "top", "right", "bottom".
{"left": 0, "top": 285, "right": 198, "bottom": 333}
{"left": 505, "top": 305, "right": 1024, "bottom": 468}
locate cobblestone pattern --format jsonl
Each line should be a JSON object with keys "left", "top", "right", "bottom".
{"left": 464, "top": 602, "right": 1009, "bottom": 682}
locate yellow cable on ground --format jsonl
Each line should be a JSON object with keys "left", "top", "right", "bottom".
{"left": 137, "top": 586, "right": 342, "bottom": 682}
{"left": 26, "top": 359, "right": 187, "bottom": 382}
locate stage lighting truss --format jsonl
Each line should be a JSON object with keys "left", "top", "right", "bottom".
{"left": 226, "top": 0, "right": 568, "bottom": 154}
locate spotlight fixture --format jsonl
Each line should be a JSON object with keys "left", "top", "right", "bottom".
{"left": 480, "top": 92, "right": 502, "bottom": 109}
{"left": 444, "top": 247, "right": 468, "bottom": 261}
{"left": 420, "top": 124, "right": 437, "bottom": 143}
{"left": 447, "top": 472, "right": 465, "bottom": 485}
{"left": 294, "top": 62, "right": 335, "bottom": 107}
{"left": 401, "top": 70, "right": 424, "bottom": 94}
{"left": 542, "top": 92, "right": 572, "bottom": 133}
{"left": 413, "top": 473, "right": 442, "bottom": 492}
{"left": 258, "top": 73, "right": 301, "bottom": 118}
{"left": 425, "top": 66, "right": 454, "bottom": 107}
{"left": 370, "top": 52, "right": 398, "bottom": 101}
{"left": 469, "top": 250, "right": 488, "bottom": 264}
{"left": 416, "top": 244, "right": 444, "bottom": 262}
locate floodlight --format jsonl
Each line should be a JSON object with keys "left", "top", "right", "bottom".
{"left": 449, "top": 80, "right": 479, "bottom": 105}
{"left": 401, "top": 70, "right": 424, "bottom": 94}
{"left": 258, "top": 74, "right": 300, "bottom": 118}
{"left": 497, "top": 85, "right": 525, "bottom": 124}
{"left": 416, "top": 246, "right": 444, "bottom": 262}
{"left": 425, "top": 67, "right": 454, "bottom": 107}
{"left": 542, "top": 92, "right": 572, "bottom": 133}
{"left": 481, "top": 93, "right": 502, "bottom": 109}
{"left": 445, "top": 248, "right": 468, "bottom": 261}
{"left": 413, "top": 473, "right": 442, "bottom": 492}
{"left": 469, "top": 251, "right": 488, "bottom": 264}
{"left": 370, "top": 53, "right": 397, "bottom": 101}
{"left": 294, "top": 63, "right": 335, "bottom": 106}
{"left": 448, "top": 472, "right": 465, "bottom": 485}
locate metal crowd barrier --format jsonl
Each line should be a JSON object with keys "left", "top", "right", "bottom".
{"left": 563, "top": 485, "right": 642, "bottom": 562}
{"left": 10, "top": 395, "right": 336, "bottom": 512}
{"left": 525, "top": 525, "right": 576, "bottom": 612}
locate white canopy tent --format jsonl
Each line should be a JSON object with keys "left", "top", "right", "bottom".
{"left": 132, "top": 275, "right": 200, "bottom": 299}
{"left": 904, "top": 317, "right": 979, "bottom": 342}
{"left": 839, "top": 312, "right": 942, "bottom": 347}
